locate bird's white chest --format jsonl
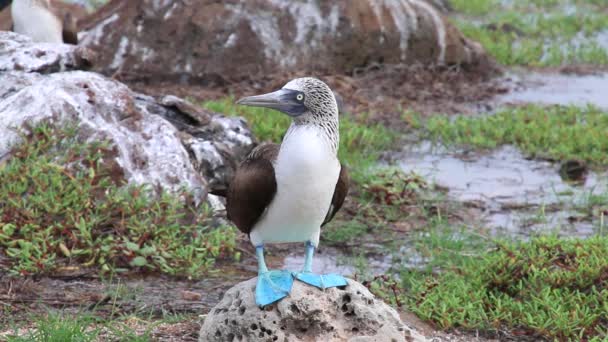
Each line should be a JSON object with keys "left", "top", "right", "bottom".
{"left": 12, "top": 1, "right": 63, "bottom": 44}
{"left": 249, "top": 127, "right": 340, "bottom": 247}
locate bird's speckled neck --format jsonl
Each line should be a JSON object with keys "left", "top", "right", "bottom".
{"left": 284, "top": 77, "right": 340, "bottom": 154}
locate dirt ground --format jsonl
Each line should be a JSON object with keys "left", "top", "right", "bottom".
{"left": 127, "top": 63, "right": 507, "bottom": 126}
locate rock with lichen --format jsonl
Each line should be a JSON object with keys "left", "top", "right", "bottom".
{"left": 200, "top": 278, "right": 428, "bottom": 342}
{"left": 78, "top": 0, "right": 496, "bottom": 84}
{"left": 0, "top": 31, "right": 255, "bottom": 206}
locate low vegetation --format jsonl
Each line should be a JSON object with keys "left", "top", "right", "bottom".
{"left": 451, "top": 0, "right": 608, "bottom": 66}
{"left": 5, "top": 314, "right": 100, "bottom": 342}
{"left": 426, "top": 105, "right": 608, "bottom": 166}
{"left": 0, "top": 124, "right": 235, "bottom": 277}
{"left": 371, "top": 229, "right": 608, "bottom": 340}
{"left": 3, "top": 311, "right": 186, "bottom": 342}
{"left": 322, "top": 169, "right": 438, "bottom": 246}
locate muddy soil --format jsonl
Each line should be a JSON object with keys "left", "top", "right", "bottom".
{"left": 396, "top": 142, "right": 607, "bottom": 239}
{"left": 498, "top": 69, "right": 608, "bottom": 109}
{"left": 128, "top": 63, "right": 507, "bottom": 127}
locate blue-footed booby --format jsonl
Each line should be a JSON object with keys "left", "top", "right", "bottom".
{"left": 2, "top": 0, "right": 78, "bottom": 44}
{"left": 228, "top": 77, "right": 349, "bottom": 307}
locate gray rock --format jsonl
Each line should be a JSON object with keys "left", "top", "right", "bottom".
{"left": 79, "top": 0, "right": 495, "bottom": 83}
{"left": 133, "top": 93, "right": 255, "bottom": 194}
{"left": 0, "top": 31, "right": 96, "bottom": 74}
{"left": 200, "top": 278, "right": 428, "bottom": 342}
{"left": 0, "top": 69, "right": 208, "bottom": 202}
{"left": 0, "top": 31, "right": 255, "bottom": 206}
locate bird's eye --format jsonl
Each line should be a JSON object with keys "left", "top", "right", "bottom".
{"left": 296, "top": 94, "right": 304, "bottom": 101}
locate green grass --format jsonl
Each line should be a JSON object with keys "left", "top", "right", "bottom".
{"left": 0, "top": 124, "right": 235, "bottom": 277}
{"left": 322, "top": 169, "right": 443, "bottom": 249}
{"left": 370, "top": 226, "right": 608, "bottom": 340}
{"left": 450, "top": 0, "right": 500, "bottom": 15}
{"left": 322, "top": 220, "right": 368, "bottom": 244}
{"left": 425, "top": 105, "right": 608, "bottom": 166}
{"left": 5, "top": 314, "right": 100, "bottom": 342}
{"left": 3, "top": 313, "right": 163, "bottom": 342}
{"left": 451, "top": 0, "right": 608, "bottom": 66}
{"left": 203, "top": 97, "right": 396, "bottom": 183}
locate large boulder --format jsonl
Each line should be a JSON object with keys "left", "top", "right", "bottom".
{"left": 79, "top": 0, "right": 492, "bottom": 83}
{"left": 0, "top": 31, "right": 254, "bottom": 204}
{"left": 200, "top": 278, "right": 427, "bottom": 342}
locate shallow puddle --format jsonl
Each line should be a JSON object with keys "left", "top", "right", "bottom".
{"left": 395, "top": 142, "right": 607, "bottom": 238}
{"left": 280, "top": 247, "right": 392, "bottom": 277}
{"left": 498, "top": 71, "right": 608, "bottom": 109}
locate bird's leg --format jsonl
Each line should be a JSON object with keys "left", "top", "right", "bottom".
{"left": 294, "top": 241, "right": 348, "bottom": 289}
{"left": 255, "top": 245, "right": 294, "bottom": 307}
{"left": 302, "top": 240, "right": 314, "bottom": 273}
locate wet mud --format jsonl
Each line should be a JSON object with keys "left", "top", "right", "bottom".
{"left": 396, "top": 141, "right": 607, "bottom": 238}
{"left": 498, "top": 70, "right": 608, "bottom": 109}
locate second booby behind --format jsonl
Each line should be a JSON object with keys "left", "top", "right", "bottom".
{"left": 4, "top": 0, "right": 78, "bottom": 44}
{"left": 228, "top": 77, "right": 349, "bottom": 307}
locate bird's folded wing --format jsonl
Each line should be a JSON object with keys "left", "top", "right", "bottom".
{"left": 322, "top": 164, "right": 349, "bottom": 226}
{"left": 227, "top": 144, "right": 279, "bottom": 235}
{"left": 61, "top": 12, "right": 78, "bottom": 45}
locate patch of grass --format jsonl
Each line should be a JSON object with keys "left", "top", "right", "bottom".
{"left": 322, "top": 168, "right": 444, "bottom": 247}
{"left": 367, "top": 221, "right": 492, "bottom": 306}
{"left": 426, "top": 105, "right": 608, "bottom": 166}
{"left": 322, "top": 220, "right": 368, "bottom": 244}
{"left": 203, "top": 97, "right": 396, "bottom": 182}
{"left": 373, "top": 234, "right": 608, "bottom": 340}
{"left": 451, "top": 0, "right": 608, "bottom": 66}
{"left": 450, "top": 0, "right": 499, "bottom": 15}
{"left": 99, "top": 317, "right": 153, "bottom": 342}
{"left": 5, "top": 314, "right": 99, "bottom": 342}
{"left": 0, "top": 124, "right": 235, "bottom": 277}
{"left": 355, "top": 169, "right": 439, "bottom": 226}
{"left": 3, "top": 314, "right": 167, "bottom": 342}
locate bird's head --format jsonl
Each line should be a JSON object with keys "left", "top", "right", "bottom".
{"left": 236, "top": 77, "right": 339, "bottom": 125}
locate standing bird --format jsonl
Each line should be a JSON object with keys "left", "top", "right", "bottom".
{"left": 1, "top": 0, "right": 78, "bottom": 44}
{"left": 228, "top": 77, "right": 349, "bottom": 307}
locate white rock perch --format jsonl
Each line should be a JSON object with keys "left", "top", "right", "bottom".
{"left": 200, "top": 278, "right": 428, "bottom": 342}
{"left": 0, "top": 31, "right": 255, "bottom": 205}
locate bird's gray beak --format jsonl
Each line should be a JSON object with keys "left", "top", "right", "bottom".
{"left": 236, "top": 89, "right": 306, "bottom": 117}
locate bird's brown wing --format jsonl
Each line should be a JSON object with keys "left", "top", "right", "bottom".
{"left": 322, "top": 163, "right": 349, "bottom": 226}
{"left": 61, "top": 13, "right": 78, "bottom": 45}
{"left": 226, "top": 144, "right": 279, "bottom": 235}
{"left": 62, "top": 28, "right": 78, "bottom": 45}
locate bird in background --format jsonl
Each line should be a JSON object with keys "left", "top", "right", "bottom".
{"left": 1, "top": 0, "right": 78, "bottom": 44}
{"left": 228, "top": 77, "right": 349, "bottom": 307}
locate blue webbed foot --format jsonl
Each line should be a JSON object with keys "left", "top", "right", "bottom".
{"left": 294, "top": 272, "right": 348, "bottom": 289}
{"left": 256, "top": 270, "right": 294, "bottom": 307}
{"left": 294, "top": 241, "right": 348, "bottom": 289}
